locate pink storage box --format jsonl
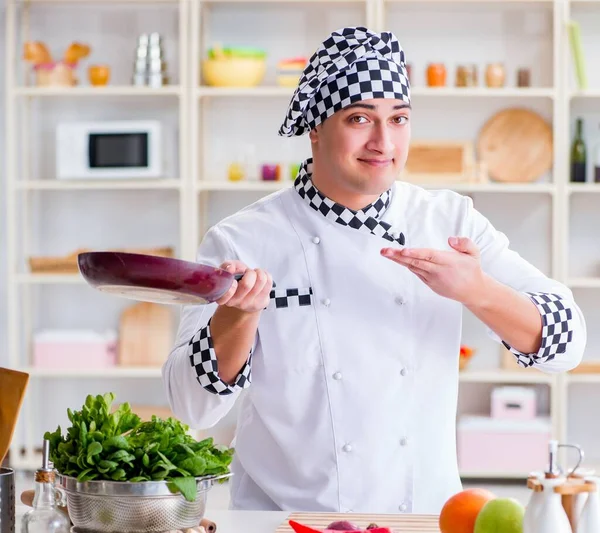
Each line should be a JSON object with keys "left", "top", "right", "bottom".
{"left": 491, "top": 386, "right": 537, "bottom": 420}
{"left": 33, "top": 329, "right": 117, "bottom": 369}
{"left": 457, "top": 415, "right": 551, "bottom": 474}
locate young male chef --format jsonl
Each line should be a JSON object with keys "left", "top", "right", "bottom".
{"left": 162, "top": 27, "right": 586, "bottom": 514}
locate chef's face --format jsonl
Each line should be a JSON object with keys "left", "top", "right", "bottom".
{"left": 309, "top": 98, "right": 411, "bottom": 203}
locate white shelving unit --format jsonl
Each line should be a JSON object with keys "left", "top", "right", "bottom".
{"left": 4, "top": 0, "right": 599, "bottom": 478}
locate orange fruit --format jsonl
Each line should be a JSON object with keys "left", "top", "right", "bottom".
{"left": 439, "top": 488, "right": 496, "bottom": 533}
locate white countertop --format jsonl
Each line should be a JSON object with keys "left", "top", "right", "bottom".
{"left": 16, "top": 505, "right": 289, "bottom": 533}
{"left": 205, "top": 510, "right": 289, "bottom": 533}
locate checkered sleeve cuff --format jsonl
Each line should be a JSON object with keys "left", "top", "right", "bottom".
{"left": 188, "top": 319, "right": 252, "bottom": 395}
{"left": 503, "top": 292, "right": 574, "bottom": 368}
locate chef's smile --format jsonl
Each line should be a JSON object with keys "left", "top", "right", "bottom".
{"left": 358, "top": 158, "right": 393, "bottom": 167}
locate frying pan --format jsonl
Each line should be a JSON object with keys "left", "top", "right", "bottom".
{"left": 78, "top": 251, "right": 244, "bottom": 305}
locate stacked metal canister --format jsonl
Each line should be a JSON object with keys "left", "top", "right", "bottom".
{"left": 132, "top": 33, "right": 169, "bottom": 87}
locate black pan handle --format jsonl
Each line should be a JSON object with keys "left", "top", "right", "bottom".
{"left": 233, "top": 273, "right": 276, "bottom": 287}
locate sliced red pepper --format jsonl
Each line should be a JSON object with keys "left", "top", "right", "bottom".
{"left": 288, "top": 520, "right": 324, "bottom": 533}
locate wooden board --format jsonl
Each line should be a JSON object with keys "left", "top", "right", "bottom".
{"left": 0, "top": 367, "right": 30, "bottom": 464}
{"left": 402, "top": 140, "right": 477, "bottom": 184}
{"left": 276, "top": 513, "right": 440, "bottom": 532}
{"left": 476, "top": 108, "right": 553, "bottom": 183}
{"left": 118, "top": 302, "right": 174, "bottom": 367}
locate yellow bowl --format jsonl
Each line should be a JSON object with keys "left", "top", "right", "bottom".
{"left": 202, "top": 58, "right": 266, "bottom": 87}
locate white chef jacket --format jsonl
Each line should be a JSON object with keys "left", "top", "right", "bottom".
{"left": 162, "top": 177, "right": 586, "bottom": 515}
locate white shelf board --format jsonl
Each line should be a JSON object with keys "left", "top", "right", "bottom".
{"left": 203, "top": 0, "right": 364, "bottom": 3}
{"left": 16, "top": 274, "right": 84, "bottom": 284}
{"left": 198, "top": 86, "right": 293, "bottom": 98}
{"left": 570, "top": 90, "right": 600, "bottom": 98}
{"left": 410, "top": 87, "right": 555, "bottom": 98}
{"left": 459, "top": 470, "right": 531, "bottom": 480}
{"left": 567, "top": 183, "right": 600, "bottom": 194}
{"left": 16, "top": 179, "right": 182, "bottom": 190}
{"left": 390, "top": 0, "right": 550, "bottom": 2}
{"left": 14, "top": 86, "right": 182, "bottom": 97}
{"left": 567, "top": 278, "right": 600, "bottom": 288}
{"left": 458, "top": 370, "right": 554, "bottom": 384}
{"left": 198, "top": 180, "right": 291, "bottom": 192}
{"left": 27, "top": 0, "right": 177, "bottom": 3}
{"left": 418, "top": 182, "right": 555, "bottom": 193}
{"left": 198, "top": 86, "right": 555, "bottom": 98}
{"left": 22, "top": 367, "right": 163, "bottom": 378}
{"left": 566, "top": 373, "right": 600, "bottom": 384}
{"left": 198, "top": 180, "right": 555, "bottom": 194}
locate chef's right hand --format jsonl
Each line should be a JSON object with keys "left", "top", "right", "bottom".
{"left": 216, "top": 261, "right": 273, "bottom": 313}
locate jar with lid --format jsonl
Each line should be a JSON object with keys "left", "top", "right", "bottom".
{"left": 517, "top": 68, "right": 531, "bottom": 87}
{"left": 455, "top": 65, "right": 478, "bottom": 87}
{"left": 485, "top": 63, "right": 506, "bottom": 88}
{"left": 427, "top": 63, "right": 447, "bottom": 87}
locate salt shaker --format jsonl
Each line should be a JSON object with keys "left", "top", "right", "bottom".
{"left": 523, "top": 471, "right": 544, "bottom": 533}
{"left": 534, "top": 477, "right": 572, "bottom": 533}
{"left": 578, "top": 477, "right": 600, "bottom": 533}
{"left": 21, "top": 440, "right": 70, "bottom": 533}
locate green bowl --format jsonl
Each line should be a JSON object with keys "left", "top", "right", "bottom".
{"left": 207, "top": 46, "right": 267, "bottom": 60}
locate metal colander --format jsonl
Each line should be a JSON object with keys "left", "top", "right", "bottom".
{"left": 58, "top": 473, "right": 230, "bottom": 533}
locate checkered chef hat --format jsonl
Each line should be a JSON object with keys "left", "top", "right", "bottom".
{"left": 278, "top": 26, "right": 411, "bottom": 137}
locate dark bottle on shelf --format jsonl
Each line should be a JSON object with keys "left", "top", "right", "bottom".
{"left": 571, "top": 117, "right": 587, "bottom": 183}
{"left": 595, "top": 124, "right": 600, "bottom": 183}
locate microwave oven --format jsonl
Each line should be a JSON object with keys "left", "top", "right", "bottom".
{"left": 56, "top": 120, "right": 163, "bottom": 180}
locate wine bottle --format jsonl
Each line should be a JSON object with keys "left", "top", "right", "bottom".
{"left": 571, "top": 117, "right": 587, "bottom": 183}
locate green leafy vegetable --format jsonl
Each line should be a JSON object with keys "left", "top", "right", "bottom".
{"left": 44, "top": 393, "right": 233, "bottom": 502}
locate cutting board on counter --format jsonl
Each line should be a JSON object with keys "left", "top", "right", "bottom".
{"left": 276, "top": 513, "right": 440, "bottom": 532}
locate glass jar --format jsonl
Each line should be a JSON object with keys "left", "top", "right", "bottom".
{"left": 517, "top": 68, "right": 531, "bottom": 87}
{"left": 427, "top": 63, "right": 447, "bottom": 87}
{"left": 485, "top": 63, "right": 506, "bottom": 88}
{"left": 455, "top": 65, "right": 478, "bottom": 87}
{"left": 88, "top": 64, "right": 111, "bottom": 86}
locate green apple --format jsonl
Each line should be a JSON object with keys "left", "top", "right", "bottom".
{"left": 474, "top": 498, "right": 525, "bottom": 533}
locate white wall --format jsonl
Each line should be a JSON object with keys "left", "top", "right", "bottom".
{"left": 3, "top": 0, "right": 600, "bottom": 467}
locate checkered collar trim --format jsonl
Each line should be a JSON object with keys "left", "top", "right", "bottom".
{"left": 294, "top": 158, "right": 405, "bottom": 246}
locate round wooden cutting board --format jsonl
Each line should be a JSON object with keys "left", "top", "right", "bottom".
{"left": 476, "top": 107, "right": 553, "bottom": 183}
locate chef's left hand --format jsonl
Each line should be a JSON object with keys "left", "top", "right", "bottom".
{"left": 381, "top": 236, "right": 485, "bottom": 306}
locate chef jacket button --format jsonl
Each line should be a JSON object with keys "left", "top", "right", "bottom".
{"left": 400, "top": 368, "right": 407, "bottom": 377}
{"left": 342, "top": 444, "right": 352, "bottom": 453}
{"left": 400, "top": 437, "right": 408, "bottom": 447}
{"left": 399, "top": 503, "right": 408, "bottom": 512}
{"left": 395, "top": 296, "right": 406, "bottom": 306}
{"left": 333, "top": 372, "right": 342, "bottom": 381}
{"left": 312, "top": 236, "right": 321, "bottom": 244}
{"left": 322, "top": 298, "right": 331, "bottom": 307}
